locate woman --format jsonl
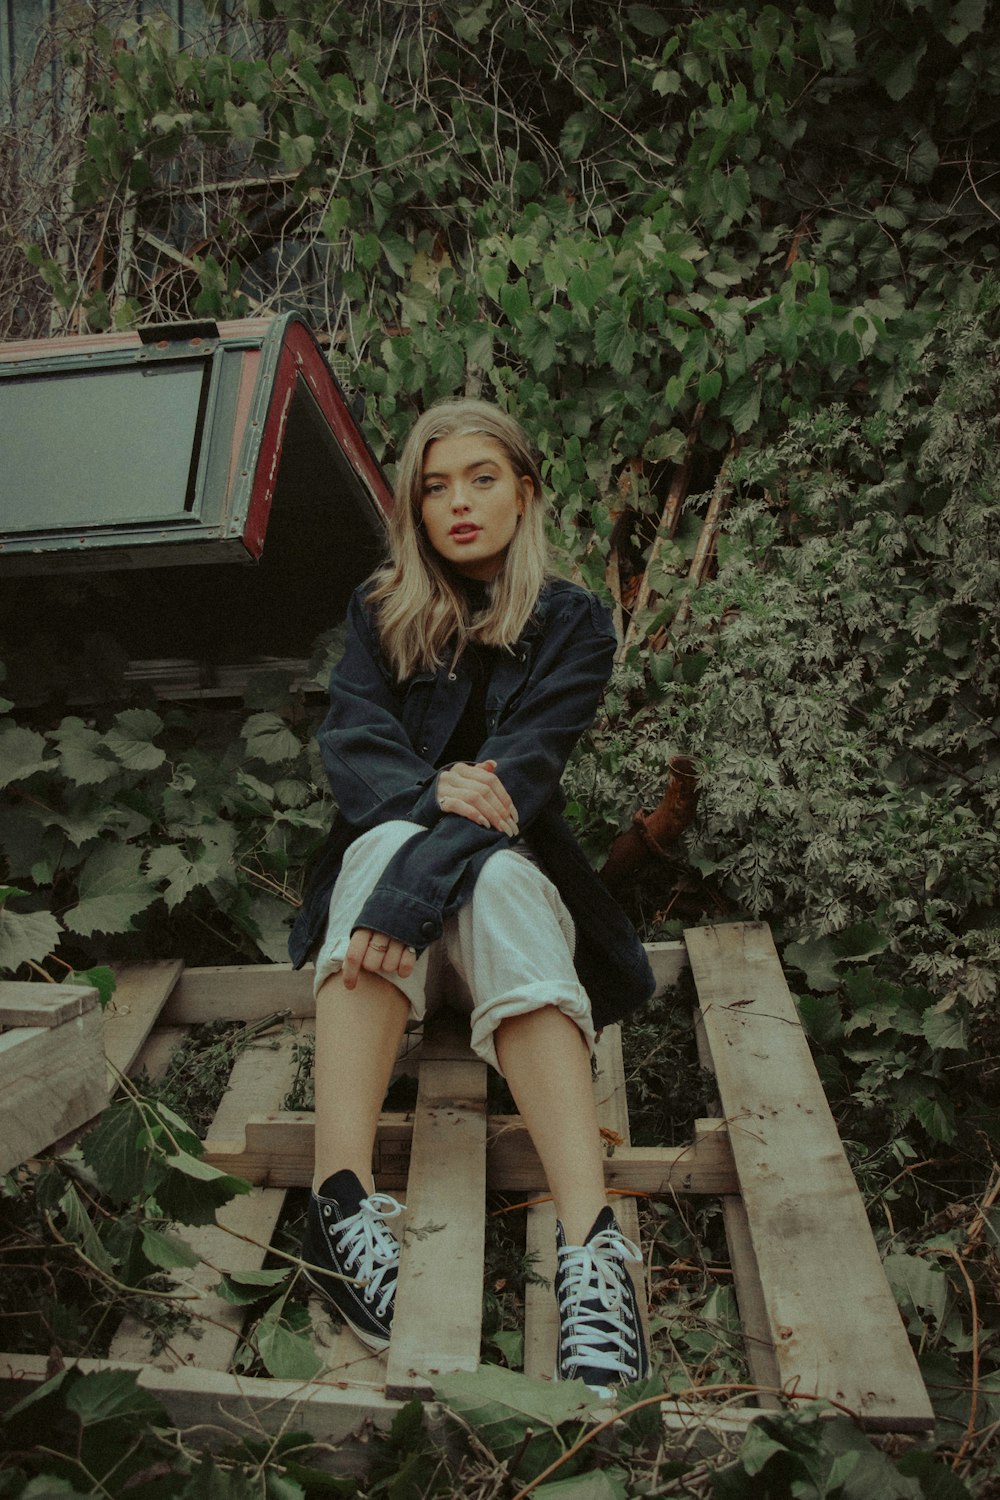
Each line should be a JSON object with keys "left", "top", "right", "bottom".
{"left": 288, "top": 398, "right": 656, "bottom": 1393}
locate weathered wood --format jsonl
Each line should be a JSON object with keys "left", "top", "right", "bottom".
{"left": 104, "top": 961, "right": 184, "bottom": 1088}
{"left": 127, "top": 1026, "right": 188, "bottom": 1083}
{"left": 0, "top": 986, "right": 106, "bottom": 1173}
{"left": 385, "top": 1015, "right": 488, "bottom": 1399}
{"left": 720, "top": 1193, "right": 782, "bottom": 1407}
{"left": 687, "top": 921, "right": 933, "bottom": 1432}
{"left": 593, "top": 1024, "right": 649, "bottom": 1349}
{"left": 523, "top": 1202, "right": 558, "bottom": 1380}
{"left": 202, "top": 1112, "right": 738, "bottom": 1195}
{"left": 0, "top": 1353, "right": 404, "bottom": 1464}
{"left": 164, "top": 964, "right": 317, "bottom": 1023}
{"left": 0, "top": 983, "right": 97, "bottom": 1028}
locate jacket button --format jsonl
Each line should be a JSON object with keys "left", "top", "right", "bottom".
{"left": 419, "top": 920, "right": 437, "bottom": 939}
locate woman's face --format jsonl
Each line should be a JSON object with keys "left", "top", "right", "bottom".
{"left": 420, "top": 432, "right": 533, "bottom": 581}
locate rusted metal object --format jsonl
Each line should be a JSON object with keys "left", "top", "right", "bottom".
{"left": 600, "top": 755, "right": 700, "bottom": 889}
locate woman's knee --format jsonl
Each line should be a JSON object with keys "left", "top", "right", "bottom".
{"left": 339, "top": 819, "right": 424, "bottom": 878}
{"left": 471, "top": 847, "right": 556, "bottom": 905}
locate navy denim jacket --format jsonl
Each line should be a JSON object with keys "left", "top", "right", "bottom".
{"left": 288, "top": 577, "right": 655, "bottom": 1029}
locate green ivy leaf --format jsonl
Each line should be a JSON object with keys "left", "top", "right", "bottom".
{"left": 433, "top": 1365, "right": 600, "bottom": 1456}
{"left": 68, "top": 965, "right": 116, "bottom": 1007}
{"left": 146, "top": 844, "right": 204, "bottom": 910}
{"left": 63, "top": 1368, "right": 169, "bottom": 1427}
{"left": 82, "top": 1098, "right": 164, "bottom": 1205}
{"left": 63, "top": 844, "right": 159, "bottom": 937}
{"left": 104, "top": 709, "right": 166, "bottom": 772}
{"left": 567, "top": 260, "right": 613, "bottom": 312}
{"left": 0, "top": 903, "right": 61, "bottom": 974}
{"left": 627, "top": 4, "right": 671, "bottom": 36}
{"left": 216, "top": 1267, "right": 291, "bottom": 1306}
{"left": 500, "top": 277, "right": 530, "bottom": 326}
{"left": 913, "top": 1095, "right": 956, "bottom": 1144}
{"left": 594, "top": 306, "right": 637, "bottom": 376}
{"left": 155, "top": 1151, "right": 251, "bottom": 1226}
{"left": 883, "top": 1251, "right": 949, "bottom": 1330}
{"left": 255, "top": 1299, "right": 324, "bottom": 1380}
{"left": 922, "top": 1010, "right": 966, "bottom": 1051}
{"left": 535, "top": 1474, "right": 628, "bottom": 1499}
{"left": 241, "top": 713, "right": 303, "bottom": 765}
{"left": 138, "top": 1224, "right": 201, "bottom": 1270}
{"left": 51, "top": 719, "right": 117, "bottom": 787}
{"left": 0, "top": 725, "right": 50, "bottom": 787}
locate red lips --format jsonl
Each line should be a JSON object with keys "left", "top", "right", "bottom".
{"left": 449, "top": 523, "right": 481, "bottom": 537}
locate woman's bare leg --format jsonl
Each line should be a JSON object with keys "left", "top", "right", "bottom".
{"left": 313, "top": 970, "right": 410, "bottom": 1192}
{"left": 494, "top": 1005, "right": 607, "bottom": 1244}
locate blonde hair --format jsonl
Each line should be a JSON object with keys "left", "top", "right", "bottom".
{"left": 367, "top": 399, "right": 550, "bottom": 680}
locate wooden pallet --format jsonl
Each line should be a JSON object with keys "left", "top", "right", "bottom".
{"left": 0, "top": 923, "right": 933, "bottom": 1448}
{"left": 0, "top": 982, "right": 107, "bottom": 1174}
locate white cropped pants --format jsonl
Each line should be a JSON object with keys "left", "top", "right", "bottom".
{"left": 312, "top": 820, "right": 596, "bottom": 1072}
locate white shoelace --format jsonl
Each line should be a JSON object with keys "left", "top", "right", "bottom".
{"left": 327, "top": 1193, "right": 403, "bottom": 1319}
{"left": 557, "top": 1227, "right": 643, "bottom": 1377}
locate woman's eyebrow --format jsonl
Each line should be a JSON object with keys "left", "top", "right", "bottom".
{"left": 422, "top": 456, "right": 501, "bottom": 481}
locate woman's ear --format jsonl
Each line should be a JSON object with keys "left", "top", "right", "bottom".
{"left": 518, "top": 474, "right": 535, "bottom": 514}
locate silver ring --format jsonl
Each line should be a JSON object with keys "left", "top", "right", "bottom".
{"left": 371, "top": 942, "right": 389, "bottom": 952}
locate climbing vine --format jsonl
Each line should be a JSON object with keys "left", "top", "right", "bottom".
{"left": 2, "top": 1, "right": 1000, "bottom": 1493}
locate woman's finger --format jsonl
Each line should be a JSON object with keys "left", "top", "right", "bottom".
{"left": 343, "top": 927, "right": 374, "bottom": 988}
{"left": 438, "top": 763, "right": 519, "bottom": 833}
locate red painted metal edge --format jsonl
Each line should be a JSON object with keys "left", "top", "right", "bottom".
{"left": 241, "top": 320, "right": 393, "bottom": 560}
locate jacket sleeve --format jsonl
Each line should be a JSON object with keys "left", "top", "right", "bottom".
{"left": 353, "top": 588, "right": 617, "bottom": 947}
{"left": 316, "top": 590, "right": 442, "bottom": 831}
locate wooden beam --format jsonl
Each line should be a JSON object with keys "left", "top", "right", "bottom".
{"left": 163, "top": 963, "right": 314, "bottom": 1023}
{"left": 105, "top": 961, "right": 184, "bottom": 1088}
{"left": 0, "top": 1353, "right": 403, "bottom": 1465}
{"left": 0, "top": 987, "right": 106, "bottom": 1174}
{"left": 202, "top": 1111, "right": 738, "bottom": 1196}
{"left": 385, "top": 1015, "right": 488, "bottom": 1399}
{"left": 687, "top": 922, "right": 933, "bottom": 1432}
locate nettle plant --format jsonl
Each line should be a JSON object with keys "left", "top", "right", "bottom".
{"left": 566, "top": 290, "right": 1000, "bottom": 1145}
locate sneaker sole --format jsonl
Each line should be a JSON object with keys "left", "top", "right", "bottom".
{"left": 303, "top": 1267, "right": 393, "bottom": 1353}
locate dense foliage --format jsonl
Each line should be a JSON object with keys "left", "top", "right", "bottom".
{"left": 2, "top": 0, "right": 1000, "bottom": 1494}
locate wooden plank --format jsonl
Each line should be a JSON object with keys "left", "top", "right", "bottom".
{"left": 203, "top": 1113, "right": 738, "bottom": 1195}
{"left": 721, "top": 1193, "right": 782, "bottom": 1406}
{"left": 690, "top": 1025, "right": 781, "bottom": 1405}
{"left": 127, "top": 1026, "right": 188, "bottom": 1083}
{"left": 687, "top": 921, "right": 933, "bottom": 1432}
{"left": 165, "top": 964, "right": 315, "bottom": 1023}
{"left": 523, "top": 1202, "right": 558, "bottom": 1380}
{"left": 385, "top": 1016, "right": 488, "bottom": 1398}
{"left": 593, "top": 1024, "right": 649, "bottom": 1350}
{"left": 109, "top": 1188, "right": 288, "bottom": 1368}
{"left": 0, "top": 982, "right": 98, "bottom": 1028}
{"left": 0, "top": 1354, "right": 404, "bottom": 1465}
{"left": 105, "top": 961, "right": 184, "bottom": 1088}
{"left": 647, "top": 940, "right": 688, "bottom": 996}
{"left": 0, "top": 1008, "right": 107, "bottom": 1173}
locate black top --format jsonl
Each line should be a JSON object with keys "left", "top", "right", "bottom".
{"left": 436, "top": 577, "right": 501, "bottom": 768}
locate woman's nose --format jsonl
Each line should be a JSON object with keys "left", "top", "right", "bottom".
{"left": 450, "top": 487, "right": 471, "bottom": 511}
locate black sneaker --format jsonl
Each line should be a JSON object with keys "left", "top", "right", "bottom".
{"left": 301, "top": 1169, "right": 403, "bottom": 1351}
{"left": 555, "top": 1206, "right": 648, "bottom": 1396}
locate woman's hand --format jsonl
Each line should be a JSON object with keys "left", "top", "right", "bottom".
{"left": 436, "top": 759, "right": 519, "bottom": 837}
{"left": 343, "top": 928, "right": 418, "bottom": 989}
